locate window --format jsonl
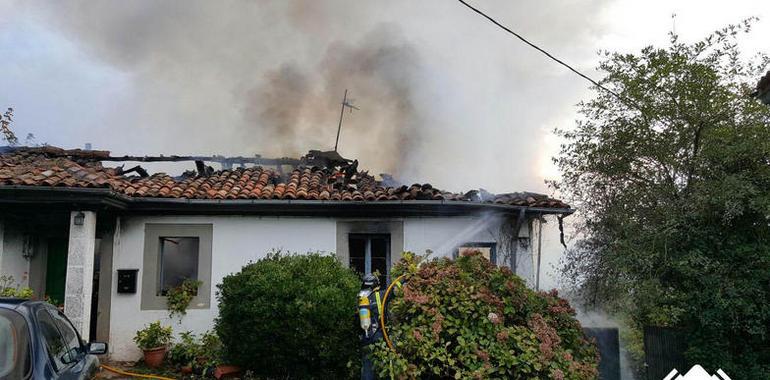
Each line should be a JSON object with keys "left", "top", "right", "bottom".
{"left": 349, "top": 234, "right": 390, "bottom": 285}
{"left": 49, "top": 310, "right": 83, "bottom": 364}
{"left": 336, "top": 221, "right": 404, "bottom": 286}
{"left": 37, "top": 309, "right": 68, "bottom": 371}
{"left": 141, "top": 224, "right": 212, "bottom": 311}
{"left": 456, "top": 242, "right": 497, "bottom": 264}
{"left": 159, "top": 237, "right": 200, "bottom": 295}
{"left": 0, "top": 310, "right": 31, "bottom": 379}
{"left": 0, "top": 316, "right": 15, "bottom": 377}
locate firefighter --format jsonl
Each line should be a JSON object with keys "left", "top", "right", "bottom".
{"left": 358, "top": 274, "right": 384, "bottom": 380}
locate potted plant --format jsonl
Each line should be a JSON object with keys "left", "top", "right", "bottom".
{"left": 166, "top": 278, "right": 203, "bottom": 319}
{"left": 168, "top": 330, "right": 235, "bottom": 377}
{"left": 168, "top": 331, "right": 199, "bottom": 373}
{"left": 133, "top": 321, "right": 173, "bottom": 368}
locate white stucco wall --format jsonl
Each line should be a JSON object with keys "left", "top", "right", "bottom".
{"left": 108, "top": 214, "right": 534, "bottom": 360}
{"left": 0, "top": 222, "right": 31, "bottom": 288}
{"left": 404, "top": 216, "right": 498, "bottom": 257}
{"left": 108, "top": 215, "right": 338, "bottom": 360}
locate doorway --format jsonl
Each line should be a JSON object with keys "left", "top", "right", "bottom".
{"left": 44, "top": 238, "right": 68, "bottom": 306}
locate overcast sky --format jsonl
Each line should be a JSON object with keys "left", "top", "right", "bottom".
{"left": 1, "top": 1, "right": 767, "bottom": 288}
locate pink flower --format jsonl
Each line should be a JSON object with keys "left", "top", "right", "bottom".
{"left": 431, "top": 313, "right": 444, "bottom": 340}
{"left": 475, "top": 349, "right": 490, "bottom": 362}
{"left": 528, "top": 313, "right": 561, "bottom": 361}
{"left": 487, "top": 312, "right": 501, "bottom": 325}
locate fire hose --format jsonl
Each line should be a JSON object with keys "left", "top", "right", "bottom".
{"left": 379, "top": 274, "right": 408, "bottom": 351}
{"left": 100, "top": 364, "right": 176, "bottom": 380}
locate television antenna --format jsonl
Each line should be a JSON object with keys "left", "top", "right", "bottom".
{"left": 334, "top": 89, "right": 360, "bottom": 152}
{"left": 672, "top": 13, "right": 677, "bottom": 35}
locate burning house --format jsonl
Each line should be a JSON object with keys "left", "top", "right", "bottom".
{"left": 0, "top": 146, "right": 572, "bottom": 360}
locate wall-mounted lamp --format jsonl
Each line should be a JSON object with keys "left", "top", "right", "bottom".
{"left": 517, "top": 237, "right": 530, "bottom": 250}
{"left": 22, "top": 234, "right": 34, "bottom": 260}
{"left": 74, "top": 211, "right": 86, "bottom": 226}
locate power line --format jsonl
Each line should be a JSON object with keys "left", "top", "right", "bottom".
{"left": 455, "top": 0, "right": 639, "bottom": 110}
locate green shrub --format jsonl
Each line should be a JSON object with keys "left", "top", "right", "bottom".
{"left": 134, "top": 321, "right": 173, "bottom": 350}
{"left": 371, "top": 251, "right": 598, "bottom": 379}
{"left": 168, "top": 330, "right": 222, "bottom": 369}
{"left": 168, "top": 331, "right": 198, "bottom": 367}
{"left": 0, "top": 275, "right": 34, "bottom": 299}
{"left": 215, "top": 252, "right": 361, "bottom": 379}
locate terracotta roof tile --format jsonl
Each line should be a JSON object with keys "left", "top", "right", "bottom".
{"left": 0, "top": 146, "right": 570, "bottom": 209}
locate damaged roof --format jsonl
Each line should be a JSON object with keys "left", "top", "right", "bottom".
{"left": 0, "top": 146, "right": 570, "bottom": 211}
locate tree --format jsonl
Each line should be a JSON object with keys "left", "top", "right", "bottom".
{"left": 1, "top": 107, "right": 17, "bottom": 145}
{"left": 554, "top": 20, "right": 770, "bottom": 378}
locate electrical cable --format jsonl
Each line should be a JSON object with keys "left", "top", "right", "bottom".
{"left": 455, "top": 0, "right": 645, "bottom": 113}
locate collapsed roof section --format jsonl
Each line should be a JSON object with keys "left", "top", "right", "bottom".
{"left": 0, "top": 146, "right": 571, "bottom": 215}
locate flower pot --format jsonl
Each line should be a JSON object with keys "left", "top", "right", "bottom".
{"left": 142, "top": 346, "right": 166, "bottom": 368}
{"left": 213, "top": 365, "right": 241, "bottom": 379}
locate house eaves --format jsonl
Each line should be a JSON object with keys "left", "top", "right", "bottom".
{"left": 0, "top": 186, "right": 574, "bottom": 218}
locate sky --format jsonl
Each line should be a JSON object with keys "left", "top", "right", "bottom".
{"left": 1, "top": 0, "right": 768, "bottom": 289}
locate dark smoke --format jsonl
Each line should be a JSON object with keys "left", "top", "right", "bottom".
{"left": 13, "top": 0, "right": 613, "bottom": 190}
{"left": 244, "top": 63, "right": 312, "bottom": 154}
{"left": 242, "top": 25, "right": 423, "bottom": 174}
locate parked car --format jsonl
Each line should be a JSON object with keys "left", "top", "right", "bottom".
{"left": 0, "top": 298, "right": 107, "bottom": 380}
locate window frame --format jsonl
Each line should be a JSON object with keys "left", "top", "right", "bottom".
{"left": 140, "top": 224, "right": 213, "bottom": 311}
{"left": 336, "top": 221, "right": 404, "bottom": 286}
{"left": 348, "top": 233, "right": 391, "bottom": 284}
{"left": 158, "top": 236, "right": 201, "bottom": 296}
{"left": 455, "top": 242, "right": 498, "bottom": 264}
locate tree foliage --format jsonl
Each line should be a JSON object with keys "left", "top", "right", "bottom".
{"left": 372, "top": 252, "right": 598, "bottom": 380}
{"left": 1, "top": 107, "right": 16, "bottom": 145}
{"left": 555, "top": 20, "right": 770, "bottom": 377}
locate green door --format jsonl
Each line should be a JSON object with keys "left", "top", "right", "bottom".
{"left": 45, "top": 238, "right": 68, "bottom": 306}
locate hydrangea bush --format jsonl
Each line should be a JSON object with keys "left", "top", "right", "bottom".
{"left": 371, "top": 251, "right": 598, "bottom": 379}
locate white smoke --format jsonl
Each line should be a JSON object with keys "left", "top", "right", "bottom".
{"left": 577, "top": 309, "right": 639, "bottom": 380}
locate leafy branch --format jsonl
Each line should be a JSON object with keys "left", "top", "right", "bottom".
{"left": 1, "top": 108, "right": 17, "bottom": 145}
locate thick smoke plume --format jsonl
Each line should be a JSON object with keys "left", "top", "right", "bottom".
{"left": 243, "top": 25, "right": 424, "bottom": 174}
{"left": 14, "top": 0, "right": 610, "bottom": 190}
{"left": 20, "top": 1, "right": 430, "bottom": 177}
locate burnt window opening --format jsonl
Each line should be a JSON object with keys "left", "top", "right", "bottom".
{"left": 158, "top": 237, "right": 199, "bottom": 295}
{"left": 456, "top": 242, "right": 497, "bottom": 265}
{"left": 349, "top": 234, "right": 390, "bottom": 286}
